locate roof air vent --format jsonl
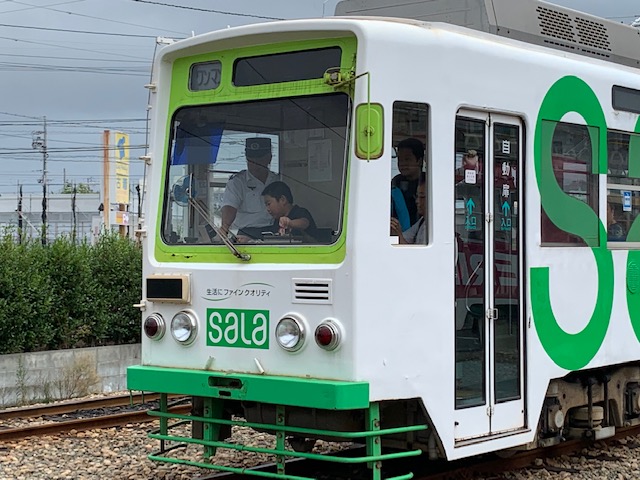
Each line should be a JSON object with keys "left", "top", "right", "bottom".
{"left": 574, "top": 17, "right": 611, "bottom": 53}
{"left": 537, "top": 6, "right": 575, "bottom": 43}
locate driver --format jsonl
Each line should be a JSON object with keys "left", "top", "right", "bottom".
{"left": 221, "top": 137, "right": 278, "bottom": 236}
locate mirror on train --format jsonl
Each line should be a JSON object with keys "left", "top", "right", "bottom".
{"left": 355, "top": 103, "right": 384, "bottom": 159}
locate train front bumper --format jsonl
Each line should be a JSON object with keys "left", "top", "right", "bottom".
{"left": 127, "top": 365, "right": 370, "bottom": 410}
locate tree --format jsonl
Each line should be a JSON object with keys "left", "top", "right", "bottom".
{"left": 60, "top": 182, "right": 96, "bottom": 194}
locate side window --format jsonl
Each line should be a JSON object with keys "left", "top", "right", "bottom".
{"left": 541, "top": 122, "right": 599, "bottom": 246}
{"left": 390, "top": 101, "right": 429, "bottom": 245}
{"left": 607, "top": 131, "right": 640, "bottom": 244}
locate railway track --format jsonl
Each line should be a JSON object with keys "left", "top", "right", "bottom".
{"left": 0, "top": 393, "right": 190, "bottom": 442}
{"left": 0, "top": 392, "right": 165, "bottom": 420}
{"left": 195, "top": 423, "right": 640, "bottom": 480}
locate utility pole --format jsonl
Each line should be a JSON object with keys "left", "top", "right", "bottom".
{"left": 17, "top": 183, "right": 23, "bottom": 244}
{"left": 72, "top": 183, "right": 77, "bottom": 243}
{"left": 32, "top": 117, "right": 47, "bottom": 245}
{"left": 103, "top": 130, "right": 110, "bottom": 232}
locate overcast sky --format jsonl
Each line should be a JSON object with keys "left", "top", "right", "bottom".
{"left": 0, "top": 0, "right": 637, "bottom": 198}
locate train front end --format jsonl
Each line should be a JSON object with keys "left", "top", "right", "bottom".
{"left": 127, "top": 19, "right": 425, "bottom": 479}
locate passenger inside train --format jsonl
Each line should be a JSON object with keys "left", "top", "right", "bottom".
{"left": 391, "top": 137, "right": 425, "bottom": 230}
{"left": 257, "top": 180, "right": 319, "bottom": 242}
{"left": 390, "top": 173, "right": 427, "bottom": 244}
{"left": 607, "top": 201, "right": 627, "bottom": 241}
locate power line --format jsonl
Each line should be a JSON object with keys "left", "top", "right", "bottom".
{"left": 0, "top": 62, "right": 149, "bottom": 76}
{"left": 0, "top": 35, "right": 151, "bottom": 61}
{"left": 0, "top": 0, "right": 85, "bottom": 15}
{"left": 606, "top": 14, "right": 640, "bottom": 20}
{"left": 4, "top": 0, "right": 189, "bottom": 36}
{"left": 0, "top": 52, "right": 150, "bottom": 63}
{"left": 130, "top": 0, "right": 285, "bottom": 21}
{"left": 0, "top": 145, "right": 148, "bottom": 155}
{"left": 0, "top": 110, "right": 43, "bottom": 120}
{"left": 0, "top": 113, "right": 147, "bottom": 123}
{"left": 0, "top": 23, "right": 161, "bottom": 38}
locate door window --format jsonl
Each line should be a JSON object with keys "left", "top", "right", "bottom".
{"left": 454, "top": 117, "right": 486, "bottom": 409}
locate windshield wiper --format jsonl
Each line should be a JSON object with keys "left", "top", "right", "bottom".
{"left": 189, "top": 195, "right": 251, "bottom": 262}
{"left": 188, "top": 196, "right": 251, "bottom": 262}
{"left": 171, "top": 173, "right": 250, "bottom": 261}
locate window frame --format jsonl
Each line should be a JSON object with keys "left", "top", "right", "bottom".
{"left": 540, "top": 120, "right": 600, "bottom": 247}
{"left": 389, "top": 101, "right": 430, "bottom": 247}
{"left": 606, "top": 129, "right": 640, "bottom": 248}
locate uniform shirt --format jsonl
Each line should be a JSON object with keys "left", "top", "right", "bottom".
{"left": 222, "top": 170, "right": 278, "bottom": 230}
{"left": 402, "top": 217, "right": 426, "bottom": 244}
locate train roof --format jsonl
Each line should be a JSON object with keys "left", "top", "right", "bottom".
{"left": 335, "top": 0, "right": 640, "bottom": 69}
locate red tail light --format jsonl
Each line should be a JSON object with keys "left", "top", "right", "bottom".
{"left": 314, "top": 320, "right": 341, "bottom": 350}
{"left": 144, "top": 313, "right": 165, "bottom": 340}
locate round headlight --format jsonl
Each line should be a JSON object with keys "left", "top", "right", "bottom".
{"left": 276, "top": 316, "right": 305, "bottom": 352}
{"left": 170, "top": 311, "right": 198, "bottom": 345}
{"left": 144, "top": 313, "right": 165, "bottom": 340}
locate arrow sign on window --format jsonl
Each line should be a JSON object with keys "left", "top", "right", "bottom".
{"left": 501, "top": 201, "right": 511, "bottom": 216}
{"left": 466, "top": 198, "right": 475, "bottom": 216}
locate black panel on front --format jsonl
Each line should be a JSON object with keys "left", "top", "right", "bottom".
{"left": 147, "top": 278, "right": 183, "bottom": 300}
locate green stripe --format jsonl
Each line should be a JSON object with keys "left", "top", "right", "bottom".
{"left": 127, "top": 365, "right": 369, "bottom": 410}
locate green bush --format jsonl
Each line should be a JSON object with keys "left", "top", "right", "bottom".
{"left": 0, "top": 233, "right": 142, "bottom": 354}
{"left": 89, "top": 234, "right": 142, "bottom": 345}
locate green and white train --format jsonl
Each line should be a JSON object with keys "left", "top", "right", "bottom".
{"left": 127, "top": 0, "right": 640, "bottom": 477}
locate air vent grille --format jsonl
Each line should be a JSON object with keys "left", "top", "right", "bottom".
{"left": 537, "top": 6, "right": 611, "bottom": 57}
{"left": 292, "top": 279, "right": 332, "bottom": 304}
{"left": 574, "top": 18, "right": 611, "bottom": 52}
{"left": 537, "top": 7, "right": 574, "bottom": 42}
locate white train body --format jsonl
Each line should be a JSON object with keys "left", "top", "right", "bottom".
{"left": 128, "top": 0, "right": 640, "bottom": 475}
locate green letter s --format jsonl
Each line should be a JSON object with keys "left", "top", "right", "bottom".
{"left": 532, "top": 76, "right": 613, "bottom": 370}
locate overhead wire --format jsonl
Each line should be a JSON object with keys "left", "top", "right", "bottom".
{"left": 0, "top": 52, "right": 151, "bottom": 63}
{"left": 0, "top": 35, "right": 152, "bottom": 60}
{"left": 0, "top": 23, "right": 161, "bottom": 38}
{"left": 3, "top": 0, "right": 189, "bottom": 36}
{"left": 129, "top": 0, "right": 285, "bottom": 21}
{"left": 0, "top": 0, "right": 86, "bottom": 15}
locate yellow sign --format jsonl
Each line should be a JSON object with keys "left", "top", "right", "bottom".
{"left": 114, "top": 211, "right": 130, "bottom": 226}
{"left": 113, "top": 132, "right": 130, "bottom": 204}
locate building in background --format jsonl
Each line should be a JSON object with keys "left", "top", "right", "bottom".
{"left": 0, "top": 191, "right": 140, "bottom": 243}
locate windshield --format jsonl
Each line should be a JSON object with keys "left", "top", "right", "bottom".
{"left": 162, "top": 93, "right": 350, "bottom": 246}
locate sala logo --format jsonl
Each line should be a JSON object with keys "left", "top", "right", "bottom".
{"left": 207, "top": 308, "right": 269, "bottom": 349}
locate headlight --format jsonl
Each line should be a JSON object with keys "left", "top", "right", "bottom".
{"left": 276, "top": 315, "right": 306, "bottom": 352}
{"left": 143, "top": 313, "right": 165, "bottom": 340}
{"left": 170, "top": 311, "right": 198, "bottom": 345}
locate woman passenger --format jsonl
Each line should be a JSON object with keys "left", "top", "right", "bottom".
{"left": 391, "top": 138, "right": 425, "bottom": 229}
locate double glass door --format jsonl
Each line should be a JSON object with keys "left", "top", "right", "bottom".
{"left": 453, "top": 111, "right": 525, "bottom": 441}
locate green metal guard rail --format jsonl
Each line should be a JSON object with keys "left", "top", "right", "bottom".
{"left": 145, "top": 393, "right": 428, "bottom": 480}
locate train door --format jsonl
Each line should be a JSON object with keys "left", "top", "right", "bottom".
{"left": 453, "top": 111, "right": 525, "bottom": 441}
